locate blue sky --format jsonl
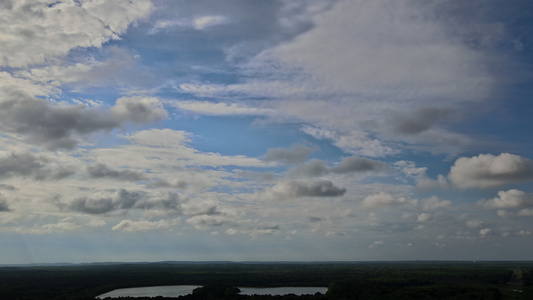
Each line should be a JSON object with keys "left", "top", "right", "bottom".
{"left": 1, "top": 0, "right": 533, "bottom": 264}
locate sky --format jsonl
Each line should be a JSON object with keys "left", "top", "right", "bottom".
{"left": 1, "top": 0, "right": 533, "bottom": 264}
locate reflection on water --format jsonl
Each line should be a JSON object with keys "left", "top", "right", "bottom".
{"left": 240, "top": 287, "right": 328, "bottom": 295}
{"left": 96, "top": 285, "right": 200, "bottom": 298}
{"left": 97, "top": 285, "right": 328, "bottom": 298}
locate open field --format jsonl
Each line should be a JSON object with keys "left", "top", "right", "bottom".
{"left": 0, "top": 261, "right": 531, "bottom": 299}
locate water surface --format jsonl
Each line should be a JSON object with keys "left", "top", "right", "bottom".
{"left": 97, "top": 285, "right": 327, "bottom": 298}
{"left": 240, "top": 286, "right": 327, "bottom": 295}
{"left": 96, "top": 285, "right": 200, "bottom": 298}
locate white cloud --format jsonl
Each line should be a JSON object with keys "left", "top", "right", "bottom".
{"left": 466, "top": 220, "right": 485, "bottom": 228}
{"left": 449, "top": 153, "right": 533, "bottom": 189}
{"left": 422, "top": 196, "right": 451, "bottom": 211}
{"left": 417, "top": 213, "right": 432, "bottom": 222}
{"left": 263, "top": 144, "right": 315, "bottom": 165}
{"left": 496, "top": 210, "right": 515, "bottom": 219}
{"left": 186, "top": 214, "right": 236, "bottom": 230}
{"left": 479, "top": 189, "right": 533, "bottom": 209}
{"left": 174, "top": 0, "right": 496, "bottom": 157}
{"left": 193, "top": 15, "right": 227, "bottom": 30}
{"left": 479, "top": 228, "right": 492, "bottom": 236}
{"left": 301, "top": 126, "right": 397, "bottom": 157}
{"left": 112, "top": 218, "right": 180, "bottom": 232}
{"left": 172, "top": 100, "right": 273, "bottom": 116}
{"left": 362, "top": 192, "right": 406, "bottom": 208}
{"left": 516, "top": 230, "right": 532, "bottom": 236}
{"left": 518, "top": 208, "right": 533, "bottom": 217}
{"left": 0, "top": 0, "right": 152, "bottom": 68}
{"left": 369, "top": 241, "right": 384, "bottom": 248}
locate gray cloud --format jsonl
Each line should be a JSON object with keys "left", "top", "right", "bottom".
{"left": 133, "top": 191, "right": 181, "bottom": 211}
{"left": 288, "top": 159, "right": 329, "bottom": 177}
{"left": 65, "top": 189, "right": 182, "bottom": 215}
{"left": 331, "top": 156, "right": 390, "bottom": 174}
{"left": 185, "top": 205, "right": 242, "bottom": 230}
{"left": 265, "top": 179, "right": 346, "bottom": 200}
{"left": 391, "top": 107, "right": 454, "bottom": 135}
{"left": 0, "top": 90, "right": 167, "bottom": 150}
{"left": 362, "top": 192, "right": 407, "bottom": 208}
{"left": 0, "top": 152, "right": 46, "bottom": 179}
{"left": 288, "top": 156, "right": 389, "bottom": 177}
{"left": 263, "top": 144, "right": 315, "bottom": 165}
{"left": 111, "top": 96, "right": 168, "bottom": 123}
{"left": 67, "top": 189, "right": 142, "bottom": 215}
{"left": 87, "top": 164, "right": 146, "bottom": 181}
{"left": 148, "top": 178, "right": 188, "bottom": 189}
{"left": 449, "top": 153, "right": 533, "bottom": 189}
{"left": 0, "top": 198, "right": 10, "bottom": 212}
{"left": 290, "top": 180, "right": 346, "bottom": 197}
{"left": 308, "top": 216, "right": 324, "bottom": 222}
{"left": 0, "top": 184, "right": 16, "bottom": 191}
{"left": 0, "top": 152, "right": 75, "bottom": 181}
{"left": 0, "top": 90, "right": 119, "bottom": 149}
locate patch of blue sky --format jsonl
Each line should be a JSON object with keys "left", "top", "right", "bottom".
{"left": 166, "top": 115, "right": 306, "bottom": 158}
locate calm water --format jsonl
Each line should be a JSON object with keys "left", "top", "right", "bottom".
{"left": 97, "top": 285, "right": 327, "bottom": 298}
{"left": 240, "top": 287, "right": 328, "bottom": 296}
{"left": 96, "top": 285, "right": 200, "bottom": 298}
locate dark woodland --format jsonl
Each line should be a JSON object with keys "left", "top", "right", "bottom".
{"left": 0, "top": 261, "right": 531, "bottom": 299}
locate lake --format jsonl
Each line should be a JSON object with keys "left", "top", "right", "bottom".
{"left": 97, "top": 285, "right": 327, "bottom": 298}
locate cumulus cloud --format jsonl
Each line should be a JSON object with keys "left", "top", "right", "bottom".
{"left": 186, "top": 214, "right": 235, "bottom": 230}
{"left": 417, "top": 213, "right": 432, "bottom": 222}
{"left": 0, "top": 152, "right": 46, "bottom": 179}
{"left": 112, "top": 96, "right": 168, "bottom": 123}
{"left": 66, "top": 189, "right": 142, "bottom": 214}
{"left": 362, "top": 192, "right": 406, "bottom": 208}
{"left": 62, "top": 189, "right": 181, "bottom": 215}
{"left": 33, "top": 217, "right": 81, "bottom": 234}
{"left": 390, "top": 107, "right": 454, "bottom": 135}
{"left": 0, "top": 152, "right": 74, "bottom": 181}
{"left": 87, "top": 164, "right": 146, "bottom": 181}
{"left": 263, "top": 144, "right": 315, "bottom": 165}
{"left": 479, "top": 228, "right": 493, "bottom": 236}
{"left": 466, "top": 220, "right": 485, "bottom": 228}
{"left": 449, "top": 153, "right": 533, "bottom": 189}
{"left": 263, "top": 179, "right": 346, "bottom": 200}
{"left": 288, "top": 159, "right": 329, "bottom": 177}
{"left": 369, "top": 241, "right": 384, "bottom": 248}
{"left": 479, "top": 189, "right": 533, "bottom": 209}
{"left": 496, "top": 209, "right": 515, "bottom": 219}
{"left": 518, "top": 209, "right": 533, "bottom": 217}
{"left": 422, "top": 196, "right": 452, "bottom": 211}
{"left": 0, "top": 90, "right": 118, "bottom": 149}
{"left": 288, "top": 155, "right": 388, "bottom": 177}
{"left": 0, "top": 91, "right": 167, "bottom": 150}
{"left": 331, "top": 156, "right": 389, "bottom": 174}
{"left": 301, "top": 126, "right": 397, "bottom": 158}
